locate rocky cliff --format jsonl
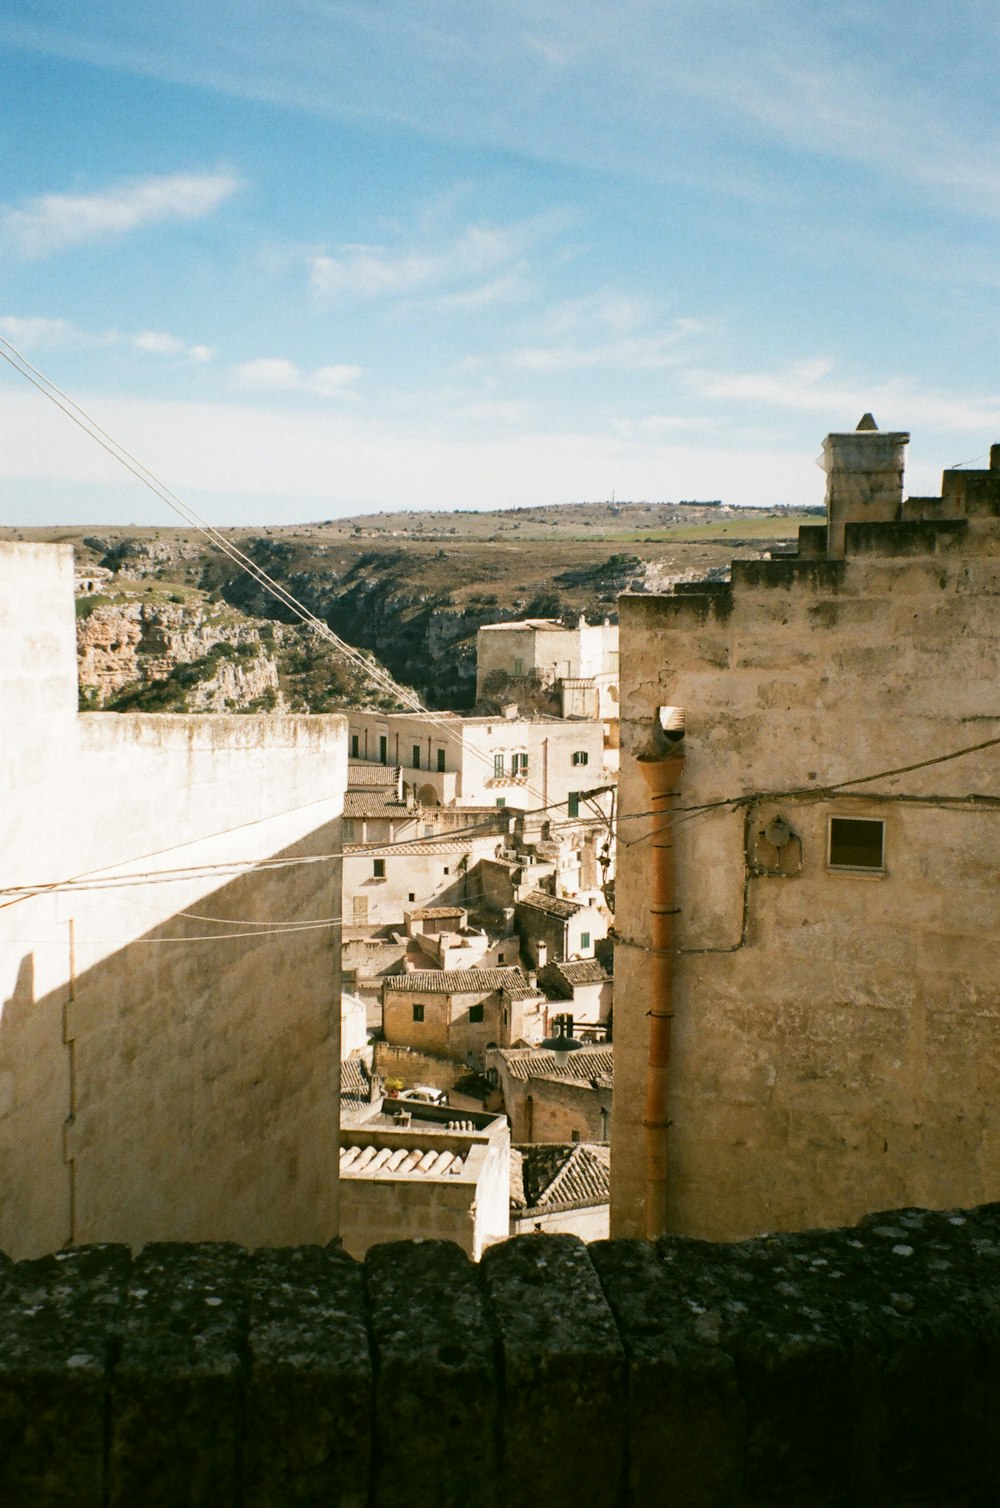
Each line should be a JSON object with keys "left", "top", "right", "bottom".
{"left": 76, "top": 583, "right": 383, "bottom": 714}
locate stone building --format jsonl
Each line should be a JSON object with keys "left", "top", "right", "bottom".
{"left": 338, "top": 1098, "right": 510, "bottom": 1259}
{"left": 476, "top": 615, "right": 619, "bottom": 722}
{"left": 487, "top": 1043, "right": 613, "bottom": 1143}
{"left": 0, "top": 543, "right": 348, "bottom": 1259}
{"left": 345, "top": 706, "right": 611, "bottom": 812}
{"left": 537, "top": 957, "right": 613, "bottom": 1027}
{"left": 515, "top": 889, "right": 609, "bottom": 965}
{"left": 383, "top": 966, "right": 546, "bottom": 1069}
{"left": 612, "top": 420, "right": 1000, "bottom": 1242}
{"left": 509, "top": 1141, "right": 611, "bottom": 1239}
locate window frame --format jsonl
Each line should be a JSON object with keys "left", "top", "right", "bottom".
{"left": 493, "top": 752, "right": 505, "bottom": 778}
{"left": 373, "top": 857, "right": 386, "bottom": 879}
{"left": 572, "top": 750, "right": 589, "bottom": 767}
{"left": 826, "top": 815, "right": 886, "bottom": 874}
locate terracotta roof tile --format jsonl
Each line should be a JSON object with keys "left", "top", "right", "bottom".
{"left": 516, "top": 889, "right": 580, "bottom": 919}
{"left": 491, "top": 1045, "right": 613, "bottom": 1086}
{"left": 348, "top": 762, "right": 402, "bottom": 788}
{"left": 385, "top": 966, "right": 539, "bottom": 1000}
{"left": 511, "top": 1143, "right": 610, "bottom": 1212}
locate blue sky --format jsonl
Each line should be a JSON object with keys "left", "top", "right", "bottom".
{"left": 1, "top": 0, "right": 999, "bottom": 523}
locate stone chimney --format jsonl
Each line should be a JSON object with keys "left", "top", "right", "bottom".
{"left": 821, "top": 413, "right": 909, "bottom": 558}
{"left": 502, "top": 702, "right": 519, "bottom": 720}
{"left": 536, "top": 939, "right": 548, "bottom": 969}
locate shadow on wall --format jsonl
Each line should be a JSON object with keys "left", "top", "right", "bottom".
{"left": 0, "top": 821, "right": 343, "bottom": 1259}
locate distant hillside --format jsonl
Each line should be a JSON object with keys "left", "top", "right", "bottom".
{"left": 3, "top": 500, "right": 819, "bottom": 710}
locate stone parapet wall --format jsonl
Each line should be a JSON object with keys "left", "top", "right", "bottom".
{"left": 3, "top": 1203, "right": 1000, "bottom": 1507}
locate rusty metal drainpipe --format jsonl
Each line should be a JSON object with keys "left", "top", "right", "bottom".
{"left": 637, "top": 706, "right": 686, "bottom": 1240}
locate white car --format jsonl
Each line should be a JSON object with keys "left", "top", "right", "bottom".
{"left": 397, "top": 1085, "right": 448, "bottom": 1105}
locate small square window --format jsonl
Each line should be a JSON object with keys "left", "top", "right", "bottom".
{"left": 572, "top": 750, "right": 589, "bottom": 767}
{"left": 443, "top": 867, "right": 450, "bottom": 875}
{"left": 408, "top": 892, "right": 416, "bottom": 902}
{"left": 469, "top": 1003, "right": 484, "bottom": 1023}
{"left": 496, "top": 797, "right": 506, "bottom": 809}
{"left": 373, "top": 858, "right": 386, "bottom": 879}
{"left": 828, "top": 817, "right": 885, "bottom": 871}
{"left": 412, "top": 1003, "right": 424, "bottom": 1022}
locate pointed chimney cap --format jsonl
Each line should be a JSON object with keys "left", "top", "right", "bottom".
{"left": 856, "top": 412, "right": 879, "bottom": 432}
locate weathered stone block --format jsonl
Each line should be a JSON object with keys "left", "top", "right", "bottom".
{"left": 590, "top": 1236, "right": 744, "bottom": 1507}
{"left": 243, "top": 1245, "right": 371, "bottom": 1508}
{"left": 0, "top": 1244, "right": 130, "bottom": 1508}
{"left": 108, "top": 1242, "right": 249, "bottom": 1508}
{"left": 365, "top": 1239, "right": 497, "bottom": 1508}
{"left": 481, "top": 1233, "right": 626, "bottom": 1507}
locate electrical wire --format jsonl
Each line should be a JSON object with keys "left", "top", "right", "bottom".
{"left": 0, "top": 335, "right": 577, "bottom": 815}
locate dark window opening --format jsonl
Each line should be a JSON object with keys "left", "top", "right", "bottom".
{"left": 373, "top": 858, "right": 386, "bottom": 879}
{"left": 828, "top": 817, "right": 885, "bottom": 871}
{"left": 379, "top": 735, "right": 387, "bottom": 765}
{"left": 412, "top": 744, "right": 421, "bottom": 770}
{"left": 469, "top": 1003, "right": 484, "bottom": 1023}
{"left": 412, "top": 1003, "right": 424, "bottom": 1022}
{"left": 572, "top": 750, "right": 589, "bottom": 767}
{"left": 350, "top": 733, "right": 359, "bottom": 757}
{"left": 437, "top": 748, "right": 446, "bottom": 772}
{"left": 567, "top": 792, "right": 581, "bottom": 818}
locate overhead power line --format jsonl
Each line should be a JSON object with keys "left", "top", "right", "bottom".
{"left": 0, "top": 336, "right": 575, "bottom": 815}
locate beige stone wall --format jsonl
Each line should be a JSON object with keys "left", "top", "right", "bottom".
{"left": 339, "top": 1123, "right": 510, "bottom": 1258}
{"left": 383, "top": 987, "right": 502, "bottom": 1066}
{"left": 511, "top": 1203, "right": 609, "bottom": 1240}
{"left": 505, "top": 1076, "right": 612, "bottom": 1142}
{"left": 612, "top": 515, "right": 1000, "bottom": 1241}
{"left": 0, "top": 543, "right": 348, "bottom": 1258}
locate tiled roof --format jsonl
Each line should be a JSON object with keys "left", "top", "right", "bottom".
{"left": 344, "top": 840, "right": 473, "bottom": 856}
{"left": 340, "top": 1144, "right": 465, "bottom": 1179}
{"left": 385, "top": 967, "right": 538, "bottom": 1000}
{"left": 348, "top": 762, "right": 402, "bottom": 788}
{"left": 510, "top": 1143, "right": 611, "bottom": 1213}
{"left": 340, "top": 1056, "right": 374, "bottom": 1099}
{"left": 408, "top": 906, "right": 466, "bottom": 920}
{"left": 516, "top": 889, "right": 580, "bottom": 919}
{"left": 491, "top": 1045, "right": 613, "bottom": 1087}
{"left": 540, "top": 959, "right": 610, "bottom": 996}
{"left": 344, "top": 792, "right": 413, "bottom": 819}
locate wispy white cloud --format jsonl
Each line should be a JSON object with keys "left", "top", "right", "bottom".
{"left": 309, "top": 220, "right": 537, "bottom": 302}
{"left": 688, "top": 358, "right": 1000, "bottom": 435}
{"left": 0, "top": 314, "right": 214, "bottom": 363}
{"left": 132, "top": 330, "right": 214, "bottom": 363}
{"left": 232, "top": 357, "right": 361, "bottom": 397}
{"left": 0, "top": 315, "right": 115, "bottom": 349}
{"left": 478, "top": 315, "right": 704, "bottom": 375}
{"left": 1, "top": 170, "right": 241, "bottom": 257}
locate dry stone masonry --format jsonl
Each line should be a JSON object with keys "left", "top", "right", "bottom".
{"left": 2, "top": 1205, "right": 1000, "bottom": 1506}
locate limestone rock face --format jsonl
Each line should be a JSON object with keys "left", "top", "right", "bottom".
{"left": 77, "top": 601, "right": 282, "bottom": 711}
